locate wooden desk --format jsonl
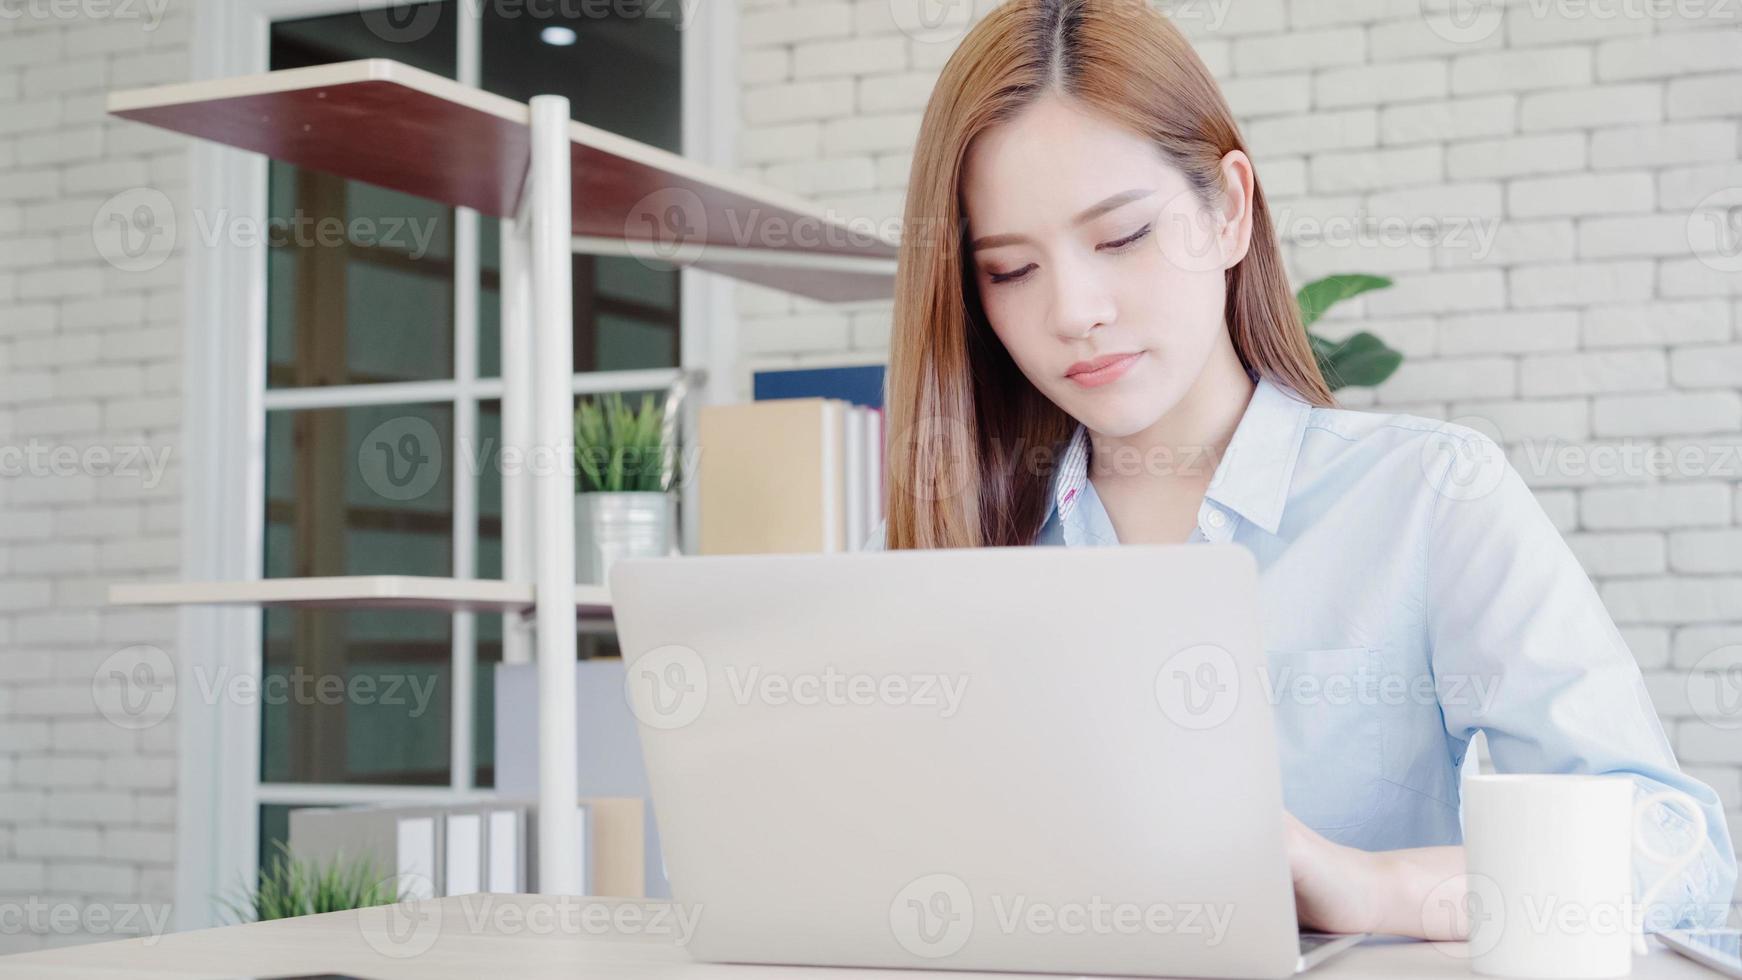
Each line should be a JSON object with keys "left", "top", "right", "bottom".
{"left": 0, "top": 894, "right": 1720, "bottom": 979}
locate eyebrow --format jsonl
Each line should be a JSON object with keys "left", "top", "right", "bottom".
{"left": 969, "top": 187, "right": 1156, "bottom": 251}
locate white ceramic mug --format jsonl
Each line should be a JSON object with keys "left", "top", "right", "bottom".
{"left": 1461, "top": 774, "right": 1708, "bottom": 978}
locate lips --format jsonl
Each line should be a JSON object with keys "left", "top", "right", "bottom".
{"left": 1066, "top": 351, "right": 1144, "bottom": 379}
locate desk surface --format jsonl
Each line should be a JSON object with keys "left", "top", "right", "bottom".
{"left": 0, "top": 894, "right": 1720, "bottom": 979}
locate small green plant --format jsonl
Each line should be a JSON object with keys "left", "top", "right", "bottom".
{"left": 573, "top": 391, "right": 679, "bottom": 494}
{"left": 1297, "top": 273, "right": 1404, "bottom": 391}
{"left": 220, "top": 841, "right": 404, "bottom": 923}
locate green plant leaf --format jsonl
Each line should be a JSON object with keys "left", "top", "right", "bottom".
{"left": 1294, "top": 274, "right": 1403, "bottom": 392}
{"left": 1317, "top": 331, "right": 1404, "bottom": 390}
{"left": 1296, "top": 274, "right": 1392, "bottom": 329}
{"left": 219, "top": 840, "right": 404, "bottom": 923}
{"left": 573, "top": 389, "right": 674, "bottom": 495}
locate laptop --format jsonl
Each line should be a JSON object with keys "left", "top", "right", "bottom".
{"left": 609, "top": 543, "right": 1368, "bottom": 978}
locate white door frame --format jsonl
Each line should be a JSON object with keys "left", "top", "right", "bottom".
{"left": 175, "top": 0, "right": 733, "bottom": 929}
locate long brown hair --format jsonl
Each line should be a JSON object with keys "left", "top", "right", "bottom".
{"left": 882, "top": 0, "right": 1335, "bottom": 550}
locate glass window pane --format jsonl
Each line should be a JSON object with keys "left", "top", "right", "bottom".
{"left": 257, "top": 804, "right": 324, "bottom": 881}
{"left": 477, "top": 4, "right": 684, "bottom": 378}
{"left": 474, "top": 400, "right": 620, "bottom": 665}
{"left": 481, "top": 4, "right": 682, "bottom": 153}
{"left": 270, "top": 3, "right": 458, "bottom": 75}
{"left": 267, "top": 3, "right": 459, "bottom": 390}
{"left": 478, "top": 250, "right": 682, "bottom": 378}
{"left": 263, "top": 403, "right": 456, "bottom": 786}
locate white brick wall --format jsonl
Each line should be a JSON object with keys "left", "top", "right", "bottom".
{"left": 0, "top": 0, "right": 187, "bottom": 954}
{"left": 738, "top": 0, "right": 1742, "bottom": 921}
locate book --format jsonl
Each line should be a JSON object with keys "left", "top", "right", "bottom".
{"left": 752, "top": 364, "right": 885, "bottom": 408}
{"left": 444, "top": 812, "right": 482, "bottom": 896}
{"left": 697, "top": 398, "right": 848, "bottom": 555}
{"left": 844, "top": 405, "right": 865, "bottom": 554}
{"left": 701, "top": 360, "right": 892, "bottom": 553}
{"left": 486, "top": 808, "right": 522, "bottom": 893}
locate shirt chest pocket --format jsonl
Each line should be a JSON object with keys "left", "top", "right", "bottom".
{"left": 1265, "top": 645, "right": 1387, "bottom": 832}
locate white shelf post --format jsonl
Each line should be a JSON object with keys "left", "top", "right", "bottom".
{"left": 500, "top": 215, "right": 533, "bottom": 666}
{"left": 528, "top": 94, "right": 581, "bottom": 895}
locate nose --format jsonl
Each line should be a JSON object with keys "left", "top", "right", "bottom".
{"left": 1049, "top": 253, "right": 1117, "bottom": 341}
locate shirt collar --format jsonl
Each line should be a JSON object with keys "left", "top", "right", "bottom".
{"left": 1045, "top": 370, "right": 1314, "bottom": 537}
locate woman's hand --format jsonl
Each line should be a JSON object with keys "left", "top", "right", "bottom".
{"left": 1282, "top": 809, "right": 1385, "bottom": 935}
{"left": 1282, "top": 809, "right": 1471, "bottom": 940}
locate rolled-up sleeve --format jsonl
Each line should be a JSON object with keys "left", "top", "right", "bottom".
{"left": 1424, "top": 427, "right": 1737, "bottom": 932}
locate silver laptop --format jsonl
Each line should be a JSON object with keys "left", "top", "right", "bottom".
{"left": 610, "top": 543, "right": 1368, "bottom": 978}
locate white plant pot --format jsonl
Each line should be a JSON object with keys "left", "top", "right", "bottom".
{"left": 575, "top": 491, "right": 678, "bottom": 586}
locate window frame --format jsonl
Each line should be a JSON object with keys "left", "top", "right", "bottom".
{"left": 177, "top": 0, "right": 735, "bottom": 929}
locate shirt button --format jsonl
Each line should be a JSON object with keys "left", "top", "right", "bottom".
{"left": 1205, "top": 509, "right": 1228, "bottom": 529}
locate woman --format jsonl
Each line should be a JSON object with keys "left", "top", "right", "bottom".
{"left": 864, "top": 0, "right": 1736, "bottom": 940}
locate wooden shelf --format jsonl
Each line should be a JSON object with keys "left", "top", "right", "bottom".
{"left": 107, "top": 59, "right": 899, "bottom": 302}
{"left": 108, "top": 576, "right": 613, "bottom": 618}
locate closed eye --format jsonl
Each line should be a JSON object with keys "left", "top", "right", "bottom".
{"left": 984, "top": 223, "right": 1154, "bottom": 286}
{"left": 1100, "top": 223, "right": 1152, "bottom": 252}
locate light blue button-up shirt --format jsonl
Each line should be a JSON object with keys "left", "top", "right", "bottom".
{"left": 865, "top": 369, "right": 1737, "bottom": 931}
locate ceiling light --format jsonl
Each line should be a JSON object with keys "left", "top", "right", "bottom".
{"left": 541, "top": 25, "right": 578, "bottom": 46}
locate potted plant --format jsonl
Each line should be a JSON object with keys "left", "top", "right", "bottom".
{"left": 572, "top": 388, "right": 684, "bottom": 586}
{"left": 1296, "top": 273, "right": 1404, "bottom": 391}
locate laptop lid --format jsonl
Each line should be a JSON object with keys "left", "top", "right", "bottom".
{"left": 609, "top": 543, "right": 1303, "bottom": 978}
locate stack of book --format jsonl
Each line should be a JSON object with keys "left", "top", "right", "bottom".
{"left": 697, "top": 396, "right": 884, "bottom": 555}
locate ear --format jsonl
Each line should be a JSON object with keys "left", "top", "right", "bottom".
{"left": 1215, "top": 150, "right": 1256, "bottom": 270}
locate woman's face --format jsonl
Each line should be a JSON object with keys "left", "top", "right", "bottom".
{"left": 960, "top": 93, "right": 1254, "bottom": 439}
